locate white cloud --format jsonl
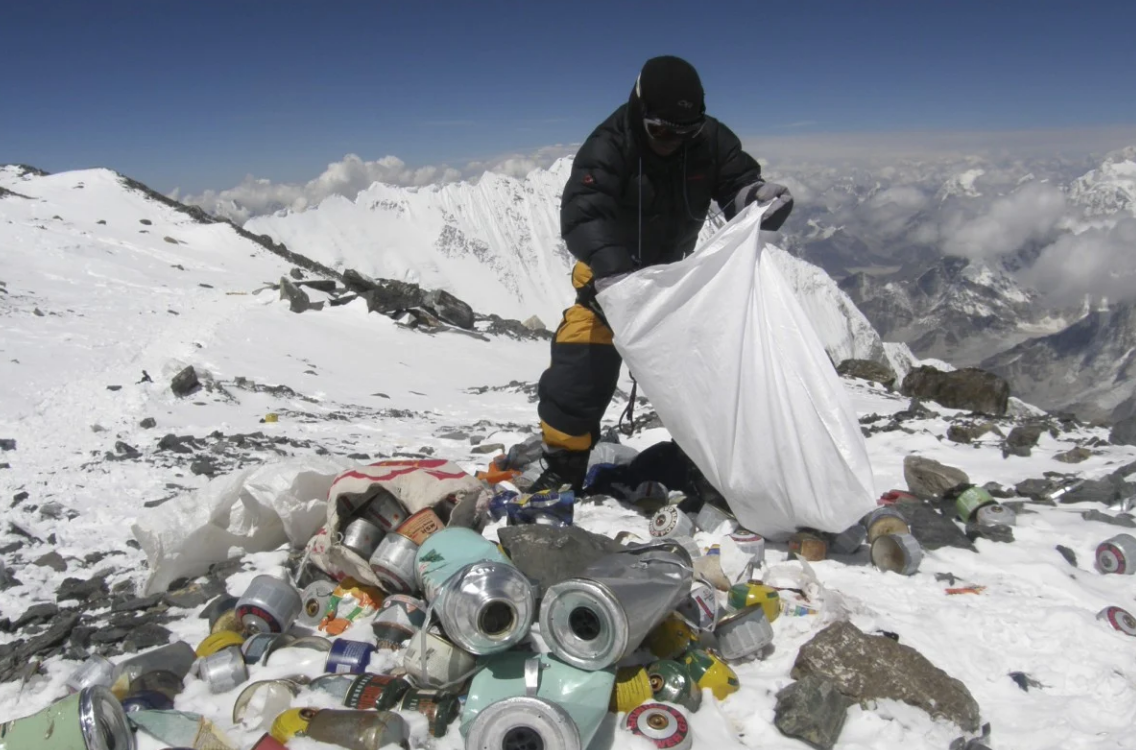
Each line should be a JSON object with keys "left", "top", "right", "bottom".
{"left": 940, "top": 183, "right": 1067, "bottom": 261}
{"left": 1021, "top": 219, "right": 1136, "bottom": 305}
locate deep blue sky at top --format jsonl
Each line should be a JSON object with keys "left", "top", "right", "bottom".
{"left": 3, "top": 1, "right": 1135, "bottom": 193}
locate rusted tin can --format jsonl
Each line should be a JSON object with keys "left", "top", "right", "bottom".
{"left": 646, "top": 660, "right": 702, "bottom": 712}
{"left": 360, "top": 491, "right": 409, "bottom": 531}
{"left": 714, "top": 604, "right": 774, "bottom": 662}
{"left": 270, "top": 707, "right": 317, "bottom": 744}
{"left": 298, "top": 579, "right": 338, "bottom": 629}
{"left": 373, "top": 594, "right": 427, "bottom": 649}
{"left": 395, "top": 508, "right": 445, "bottom": 545}
{"left": 236, "top": 574, "right": 303, "bottom": 634}
{"left": 305, "top": 709, "right": 411, "bottom": 750}
{"left": 956, "top": 486, "right": 996, "bottom": 522}
{"left": 675, "top": 578, "right": 719, "bottom": 631}
{"left": 871, "top": 533, "right": 923, "bottom": 575}
{"left": 325, "top": 639, "right": 376, "bottom": 675}
{"left": 682, "top": 648, "right": 739, "bottom": 701}
{"left": 650, "top": 506, "right": 695, "bottom": 539}
{"left": 645, "top": 613, "right": 699, "bottom": 660}
{"left": 788, "top": 531, "right": 828, "bottom": 561}
{"left": 695, "top": 502, "right": 738, "bottom": 535}
{"left": 1096, "top": 533, "right": 1136, "bottom": 575}
{"left": 625, "top": 703, "right": 693, "bottom": 750}
{"left": 342, "top": 518, "right": 385, "bottom": 559}
{"left": 0, "top": 687, "right": 134, "bottom": 750}
{"left": 197, "top": 644, "right": 249, "bottom": 693}
{"left": 1098, "top": 606, "right": 1136, "bottom": 636}
{"left": 610, "top": 666, "right": 653, "bottom": 713}
{"left": 196, "top": 630, "right": 246, "bottom": 658}
{"left": 233, "top": 679, "right": 303, "bottom": 729}
{"left": 369, "top": 532, "right": 420, "bottom": 594}
{"left": 402, "top": 629, "right": 478, "bottom": 689}
{"left": 862, "top": 506, "right": 911, "bottom": 544}
{"left": 726, "top": 581, "right": 781, "bottom": 623}
{"left": 398, "top": 689, "right": 462, "bottom": 738}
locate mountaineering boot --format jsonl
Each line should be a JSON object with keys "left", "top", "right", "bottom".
{"left": 528, "top": 449, "right": 591, "bottom": 494}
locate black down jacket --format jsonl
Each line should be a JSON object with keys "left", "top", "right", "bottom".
{"left": 560, "top": 90, "right": 764, "bottom": 279}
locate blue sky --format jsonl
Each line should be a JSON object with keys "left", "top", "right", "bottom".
{"left": 3, "top": 1, "right": 1135, "bottom": 194}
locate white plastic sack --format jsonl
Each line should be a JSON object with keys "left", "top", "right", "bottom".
{"left": 597, "top": 204, "right": 877, "bottom": 539}
{"left": 133, "top": 455, "right": 354, "bottom": 595}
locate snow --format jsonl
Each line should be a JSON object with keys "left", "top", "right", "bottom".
{"left": 3, "top": 168, "right": 1136, "bottom": 749}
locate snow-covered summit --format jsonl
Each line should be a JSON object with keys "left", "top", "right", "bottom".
{"left": 1068, "top": 145, "right": 1136, "bottom": 217}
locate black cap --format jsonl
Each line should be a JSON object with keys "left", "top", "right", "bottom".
{"left": 635, "top": 56, "right": 705, "bottom": 125}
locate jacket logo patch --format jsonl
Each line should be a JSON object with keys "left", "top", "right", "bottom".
{"left": 582, "top": 174, "right": 595, "bottom": 185}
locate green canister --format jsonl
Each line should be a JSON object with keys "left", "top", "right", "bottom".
{"left": 646, "top": 660, "right": 702, "bottom": 712}
{"left": 955, "top": 486, "right": 996, "bottom": 522}
{"left": 0, "top": 687, "right": 135, "bottom": 750}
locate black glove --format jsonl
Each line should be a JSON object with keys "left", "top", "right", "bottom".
{"left": 742, "top": 181, "right": 794, "bottom": 230}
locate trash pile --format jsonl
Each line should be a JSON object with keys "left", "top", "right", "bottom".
{"left": 6, "top": 441, "right": 1136, "bottom": 750}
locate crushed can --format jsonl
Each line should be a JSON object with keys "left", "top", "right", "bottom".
{"left": 120, "top": 690, "right": 174, "bottom": 712}
{"left": 127, "top": 670, "right": 183, "bottom": 701}
{"left": 1098, "top": 606, "right": 1136, "bottom": 636}
{"left": 197, "top": 644, "right": 250, "bottom": 693}
{"left": 373, "top": 594, "right": 428, "bottom": 649}
{"left": 956, "top": 486, "right": 997, "bottom": 522}
{"left": 610, "top": 666, "right": 653, "bottom": 713}
{"left": 360, "top": 491, "right": 409, "bottom": 531}
{"left": 788, "top": 531, "right": 828, "bottom": 561}
{"left": 682, "top": 648, "right": 740, "bottom": 701}
{"left": 416, "top": 527, "right": 536, "bottom": 655}
{"left": 462, "top": 652, "right": 615, "bottom": 750}
{"left": 113, "top": 641, "right": 197, "bottom": 696}
{"left": 975, "top": 503, "right": 1017, "bottom": 528}
{"left": 727, "top": 581, "right": 781, "bottom": 623}
{"left": 675, "top": 578, "right": 719, "bottom": 631}
{"left": 398, "top": 689, "right": 462, "bottom": 738}
{"left": 236, "top": 574, "right": 303, "bottom": 634}
{"left": 489, "top": 488, "right": 575, "bottom": 526}
{"left": 305, "top": 709, "right": 410, "bottom": 750}
{"left": 727, "top": 530, "right": 766, "bottom": 566}
{"left": 646, "top": 660, "right": 702, "bottom": 712}
{"left": 402, "top": 629, "right": 478, "bottom": 690}
{"left": 541, "top": 542, "right": 693, "bottom": 671}
{"left": 650, "top": 506, "right": 695, "bottom": 539}
{"left": 298, "top": 580, "right": 338, "bottom": 629}
{"left": 625, "top": 703, "right": 693, "bottom": 750}
{"left": 1096, "top": 533, "right": 1136, "bottom": 575}
{"left": 65, "top": 655, "right": 116, "bottom": 694}
{"left": 325, "top": 639, "right": 376, "bottom": 675}
{"left": 862, "top": 506, "right": 911, "bottom": 544}
{"left": 871, "top": 532, "right": 924, "bottom": 575}
{"left": 342, "top": 518, "right": 385, "bottom": 560}
{"left": 396, "top": 508, "right": 445, "bottom": 544}
{"left": 0, "top": 687, "right": 134, "bottom": 750}
{"left": 233, "top": 679, "right": 303, "bottom": 729}
{"left": 645, "top": 613, "right": 699, "bottom": 660}
{"left": 369, "top": 532, "right": 420, "bottom": 595}
{"left": 695, "top": 503, "right": 738, "bottom": 535}
{"left": 242, "top": 633, "right": 295, "bottom": 665}
{"left": 714, "top": 604, "right": 774, "bottom": 662}
{"left": 196, "top": 630, "right": 246, "bottom": 658}
{"left": 270, "top": 707, "right": 318, "bottom": 744}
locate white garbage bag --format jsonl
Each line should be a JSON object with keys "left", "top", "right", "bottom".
{"left": 597, "top": 204, "right": 876, "bottom": 539}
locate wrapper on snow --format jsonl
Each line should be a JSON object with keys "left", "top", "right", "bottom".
{"left": 597, "top": 204, "right": 877, "bottom": 539}
{"left": 133, "top": 456, "right": 353, "bottom": 596}
{"left": 305, "top": 459, "right": 487, "bottom": 590}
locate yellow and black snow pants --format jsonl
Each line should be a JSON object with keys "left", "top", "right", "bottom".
{"left": 537, "top": 261, "right": 623, "bottom": 452}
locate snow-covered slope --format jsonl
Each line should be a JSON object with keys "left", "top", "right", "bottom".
{"left": 1068, "top": 145, "right": 1136, "bottom": 217}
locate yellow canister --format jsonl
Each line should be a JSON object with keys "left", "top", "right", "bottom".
{"left": 645, "top": 614, "right": 698, "bottom": 660}
{"left": 269, "top": 707, "right": 318, "bottom": 744}
{"left": 210, "top": 609, "right": 245, "bottom": 635}
{"left": 195, "top": 630, "right": 247, "bottom": 658}
{"left": 682, "top": 648, "right": 740, "bottom": 701}
{"left": 609, "top": 666, "right": 653, "bottom": 713}
{"left": 726, "top": 582, "right": 781, "bottom": 624}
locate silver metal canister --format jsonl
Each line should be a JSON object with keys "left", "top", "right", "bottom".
{"left": 372, "top": 594, "right": 427, "bottom": 649}
{"left": 862, "top": 506, "right": 911, "bottom": 544}
{"left": 675, "top": 578, "right": 719, "bottom": 632}
{"left": 625, "top": 703, "right": 693, "bottom": 750}
{"left": 65, "top": 655, "right": 116, "bottom": 693}
{"left": 1098, "top": 605, "right": 1136, "bottom": 636}
{"left": 342, "top": 518, "right": 385, "bottom": 559}
{"left": 242, "top": 633, "right": 295, "bottom": 665}
{"left": 714, "top": 604, "right": 774, "bottom": 662}
{"left": 236, "top": 575, "right": 303, "bottom": 634}
{"left": 464, "top": 696, "right": 582, "bottom": 750}
{"left": 695, "top": 503, "right": 738, "bottom": 535}
{"left": 975, "top": 504, "right": 1017, "bottom": 528}
{"left": 197, "top": 645, "right": 250, "bottom": 693}
{"left": 827, "top": 524, "right": 868, "bottom": 554}
{"left": 298, "top": 580, "right": 338, "bottom": 629}
{"left": 369, "top": 532, "right": 420, "bottom": 594}
{"left": 727, "top": 529, "right": 766, "bottom": 567}
{"left": 360, "top": 491, "right": 409, "bottom": 531}
{"left": 650, "top": 506, "right": 695, "bottom": 539}
{"left": 540, "top": 543, "right": 694, "bottom": 671}
{"left": 431, "top": 561, "right": 535, "bottom": 656}
{"left": 1096, "top": 533, "right": 1136, "bottom": 575}
{"left": 402, "top": 629, "right": 478, "bottom": 690}
{"left": 870, "top": 533, "right": 924, "bottom": 575}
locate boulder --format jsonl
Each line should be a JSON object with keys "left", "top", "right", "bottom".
{"left": 424, "top": 289, "right": 475, "bottom": 330}
{"left": 1111, "top": 416, "right": 1136, "bottom": 446}
{"left": 169, "top": 366, "right": 200, "bottom": 397}
{"left": 895, "top": 500, "right": 974, "bottom": 551}
{"left": 901, "top": 366, "right": 1010, "bottom": 415}
{"left": 903, "top": 455, "right": 970, "bottom": 499}
{"left": 792, "top": 620, "right": 981, "bottom": 731}
{"left": 774, "top": 674, "right": 849, "bottom": 750}
{"left": 522, "top": 315, "right": 547, "bottom": 332}
{"left": 1054, "top": 447, "right": 1092, "bottom": 464}
{"left": 279, "top": 276, "right": 313, "bottom": 313}
{"left": 836, "top": 359, "right": 897, "bottom": 390}
{"left": 1081, "top": 509, "right": 1136, "bottom": 528}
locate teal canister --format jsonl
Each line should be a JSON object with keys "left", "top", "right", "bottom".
{"left": 0, "top": 687, "right": 134, "bottom": 750}
{"left": 460, "top": 651, "right": 615, "bottom": 750}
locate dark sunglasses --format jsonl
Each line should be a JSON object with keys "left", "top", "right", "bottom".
{"left": 643, "top": 115, "right": 705, "bottom": 143}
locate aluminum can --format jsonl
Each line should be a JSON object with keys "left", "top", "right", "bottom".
{"left": 682, "top": 648, "right": 740, "bottom": 701}
{"left": 127, "top": 670, "right": 183, "bottom": 700}
{"left": 236, "top": 574, "right": 303, "bottom": 634}
{"left": 242, "top": 633, "right": 294, "bottom": 665}
{"left": 416, "top": 527, "right": 536, "bottom": 655}
{"left": 975, "top": 503, "right": 1017, "bottom": 528}
{"left": 1096, "top": 533, "right": 1136, "bottom": 575}
{"left": 625, "top": 703, "right": 693, "bottom": 750}
{"left": 871, "top": 533, "right": 924, "bottom": 575}
{"left": 65, "top": 655, "right": 116, "bottom": 694}
{"left": 714, "top": 604, "right": 774, "bottom": 662}
{"left": 342, "top": 518, "right": 385, "bottom": 559}
{"left": 645, "top": 613, "right": 699, "bottom": 660}
{"left": 650, "top": 506, "right": 695, "bottom": 539}
{"left": 369, "top": 532, "right": 420, "bottom": 594}
{"left": 862, "top": 506, "right": 911, "bottom": 544}
{"left": 233, "top": 679, "right": 303, "bottom": 729}
{"left": 726, "top": 581, "right": 781, "bottom": 623}
{"left": 541, "top": 543, "right": 693, "bottom": 671}
{"left": 325, "top": 639, "right": 376, "bottom": 674}
{"left": 120, "top": 690, "right": 174, "bottom": 712}
{"left": 827, "top": 523, "right": 868, "bottom": 554}
{"left": 306, "top": 709, "right": 410, "bottom": 750}
{"left": 788, "top": 531, "right": 828, "bottom": 561}
{"left": 396, "top": 508, "right": 445, "bottom": 544}
{"left": 373, "top": 594, "right": 427, "bottom": 649}
{"left": 727, "top": 529, "right": 766, "bottom": 565}
{"left": 298, "top": 580, "right": 338, "bottom": 629}
{"left": 197, "top": 644, "right": 249, "bottom": 693}
{"left": 270, "top": 707, "right": 317, "bottom": 744}
{"left": 695, "top": 503, "right": 738, "bottom": 535}
{"left": 402, "top": 629, "right": 478, "bottom": 689}
{"left": 340, "top": 674, "right": 411, "bottom": 710}
{"left": 360, "top": 491, "right": 409, "bottom": 531}
{"left": 196, "top": 630, "right": 246, "bottom": 658}
{"left": 956, "top": 486, "right": 996, "bottom": 522}
{"left": 1098, "top": 606, "right": 1136, "bottom": 636}
{"left": 675, "top": 578, "right": 719, "bottom": 631}
{"left": 610, "top": 666, "right": 653, "bottom": 713}
{"left": 398, "top": 689, "right": 462, "bottom": 738}
{"left": 0, "top": 687, "right": 134, "bottom": 750}
{"left": 464, "top": 696, "right": 581, "bottom": 750}
{"left": 646, "top": 660, "right": 702, "bottom": 712}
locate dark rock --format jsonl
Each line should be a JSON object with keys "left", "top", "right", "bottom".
{"left": 57, "top": 573, "right": 109, "bottom": 603}
{"left": 163, "top": 236, "right": 179, "bottom": 244}
{"left": 1005, "top": 424, "right": 1044, "bottom": 450}
{"left": 0, "top": 439, "right": 15, "bottom": 451}
{"left": 1055, "top": 545, "right": 1078, "bottom": 567}
{"left": 139, "top": 219, "right": 152, "bottom": 225}
{"left": 290, "top": 267, "right": 304, "bottom": 279}
{"left": 0, "top": 612, "right": 81, "bottom": 682}
{"left": 329, "top": 293, "right": 358, "bottom": 307}
{"left": 12, "top": 603, "right": 59, "bottom": 631}
{"left": 69, "top": 626, "right": 93, "bottom": 653}
{"left": 904, "top": 455, "right": 970, "bottom": 499}
{"left": 423, "top": 289, "right": 475, "bottom": 329}
{"left": 983, "top": 482, "right": 1015, "bottom": 499}
{"left": 901, "top": 366, "right": 1010, "bottom": 415}
{"left": 114, "top": 441, "right": 141, "bottom": 459}
{"left": 89, "top": 627, "right": 130, "bottom": 646}
{"left": 297, "top": 279, "right": 338, "bottom": 293}
{"left": 437, "top": 430, "right": 470, "bottom": 441}
{"left": 1111, "top": 416, "right": 1136, "bottom": 446}
{"left": 895, "top": 501, "right": 975, "bottom": 551}
{"left": 1055, "top": 447, "right": 1093, "bottom": 464}
{"left": 190, "top": 457, "right": 219, "bottom": 476}
{"left": 1008, "top": 671, "right": 1044, "bottom": 692}
{"left": 836, "top": 359, "right": 897, "bottom": 390}
{"left": 947, "top": 425, "right": 975, "bottom": 444}
{"left": 1014, "top": 478, "right": 1054, "bottom": 499}
{"left": 479, "top": 313, "right": 553, "bottom": 341}
{"left": 170, "top": 366, "right": 200, "bottom": 397}
{"left": 470, "top": 442, "right": 506, "bottom": 455}
{"left": 342, "top": 268, "right": 382, "bottom": 294}
{"left": 9, "top": 522, "right": 43, "bottom": 543}
{"left": 0, "top": 563, "right": 21, "bottom": 590}
{"left": 966, "top": 520, "right": 1014, "bottom": 543}
{"left": 791, "top": 620, "right": 981, "bottom": 731}
{"left": 111, "top": 594, "right": 165, "bottom": 613}
{"left": 895, "top": 398, "right": 938, "bottom": 420}
{"left": 1059, "top": 478, "right": 1120, "bottom": 505}
{"left": 165, "top": 579, "right": 226, "bottom": 610}
{"left": 139, "top": 417, "right": 157, "bottom": 429}
{"left": 157, "top": 433, "right": 195, "bottom": 454}
{"left": 774, "top": 674, "right": 849, "bottom": 750}
{"left": 279, "top": 276, "right": 313, "bottom": 313}
{"left": 359, "top": 278, "right": 425, "bottom": 313}
{"left": 38, "top": 501, "right": 65, "bottom": 520}
{"left": 498, "top": 525, "right": 623, "bottom": 596}
{"left": 1081, "top": 510, "right": 1136, "bottom": 528}
{"left": 123, "top": 623, "right": 173, "bottom": 652}
{"left": 34, "top": 551, "right": 68, "bottom": 572}
{"left": 11, "top": 491, "right": 29, "bottom": 507}
{"left": 1001, "top": 443, "right": 1033, "bottom": 458}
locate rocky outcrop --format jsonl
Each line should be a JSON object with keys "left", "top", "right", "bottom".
{"left": 902, "top": 366, "right": 1010, "bottom": 415}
